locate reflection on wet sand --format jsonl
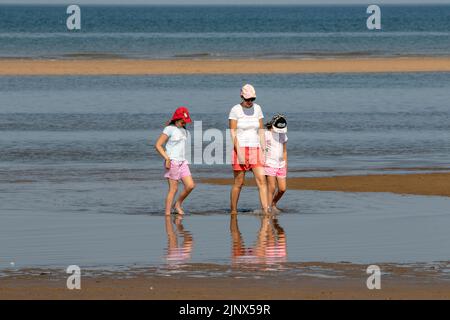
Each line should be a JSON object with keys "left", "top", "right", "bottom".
{"left": 230, "top": 214, "right": 287, "bottom": 266}
{"left": 164, "top": 215, "right": 194, "bottom": 265}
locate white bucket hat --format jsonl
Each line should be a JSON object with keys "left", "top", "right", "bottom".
{"left": 241, "top": 84, "right": 256, "bottom": 99}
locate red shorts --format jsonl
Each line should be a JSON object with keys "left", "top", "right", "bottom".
{"left": 232, "top": 146, "right": 264, "bottom": 171}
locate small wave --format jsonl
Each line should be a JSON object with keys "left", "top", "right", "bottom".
{"left": 1, "top": 31, "right": 449, "bottom": 39}
{"left": 61, "top": 52, "right": 127, "bottom": 59}
{"left": 124, "top": 208, "right": 235, "bottom": 216}
{"left": 121, "top": 206, "right": 287, "bottom": 216}
{"left": 253, "top": 50, "right": 382, "bottom": 59}
{"left": 173, "top": 52, "right": 214, "bottom": 58}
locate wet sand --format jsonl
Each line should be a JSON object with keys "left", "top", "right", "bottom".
{"left": 1, "top": 262, "right": 449, "bottom": 299}
{"left": 201, "top": 172, "right": 450, "bottom": 197}
{"left": 1, "top": 57, "right": 450, "bottom": 75}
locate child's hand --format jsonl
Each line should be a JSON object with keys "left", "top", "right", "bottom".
{"left": 165, "top": 159, "right": 171, "bottom": 169}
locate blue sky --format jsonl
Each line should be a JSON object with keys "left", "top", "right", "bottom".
{"left": 1, "top": 0, "right": 449, "bottom": 4}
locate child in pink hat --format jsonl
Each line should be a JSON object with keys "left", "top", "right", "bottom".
{"left": 155, "top": 107, "right": 195, "bottom": 215}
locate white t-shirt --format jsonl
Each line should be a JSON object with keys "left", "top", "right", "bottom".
{"left": 162, "top": 125, "right": 188, "bottom": 162}
{"left": 264, "top": 130, "right": 288, "bottom": 168}
{"left": 228, "top": 103, "right": 264, "bottom": 147}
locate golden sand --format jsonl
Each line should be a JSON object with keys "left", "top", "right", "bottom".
{"left": 1, "top": 57, "right": 450, "bottom": 75}
{"left": 1, "top": 265, "right": 449, "bottom": 299}
{"left": 201, "top": 172, "right": 450, "bottom": 197}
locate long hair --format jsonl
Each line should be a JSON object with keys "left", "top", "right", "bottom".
{"left": 265, "top": 117, "right": 275, "bottom": 130}
{"left": 166, "top": 119, "right": 187, "bottom": 130}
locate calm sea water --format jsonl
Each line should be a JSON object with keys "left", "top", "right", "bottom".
{"left": 1, "top": 73, "right": 449, "bottom": 175}
{"left": 1, "top": 72, "right": 450, "bottom": 269}
{"left": 0, "top": 5, "right": 450, "bottom": 59}
{"left": 1, "top": 5, "right": 450, "bottom": 270}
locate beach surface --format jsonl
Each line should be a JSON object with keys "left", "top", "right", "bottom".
{"left": 1, "top": 263, "right": 449, "bottom": 300}
{"left": 1, "top": 57, "right": 450, "bottom": 75}
{"left": 202, "top": 172, "right": 450, "bottom": 197}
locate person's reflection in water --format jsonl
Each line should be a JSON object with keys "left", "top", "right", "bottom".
{"left": 165, "top": 214, "right": 193, "bottom": 265}
{"left": 230, "top": 214, "right": 287, "bottom": 266}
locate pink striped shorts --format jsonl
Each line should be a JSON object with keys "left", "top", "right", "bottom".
{"left": 264, "top": 166, "right": 287, "bottom": 178}
{"left": 164, "top": 160, "right": 191, "bottom": 181}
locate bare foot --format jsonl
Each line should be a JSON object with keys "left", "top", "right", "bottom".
{"left": 173, "top": 202, "right": 185, "bottom": 215}
{"left": 271, "top": 205, "right": 281, "bottom": 213}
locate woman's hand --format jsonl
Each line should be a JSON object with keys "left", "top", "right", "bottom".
{"left": 236, "top": 148, "right": 245, "bottom": 164}
{"left": 259, "top": 147, "right": 266, "bottom": 166}
{"left": 229, "top": 119, "right": 245, "bottom": 164}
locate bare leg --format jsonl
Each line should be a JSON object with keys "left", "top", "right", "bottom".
{"left": 272, "top": 177, "right": 287, "bottom": 211}
{"left": 174, "top": 175, "right": 195, "bottom": 215}
{"left": 230, "top": 170, "right": 245, "bottom": 214}
{"left": 252, "top": 166, "right": 269, "bottom": 214}
{"left": 266, "top": 175, "right": 277, "bottom": 212}
{"left": 165, "top": 179, "right": 178, "bottom": 215}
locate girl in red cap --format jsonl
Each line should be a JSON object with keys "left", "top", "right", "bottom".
{"left": 155, "top": 107, "right": 195, "bottom": 215}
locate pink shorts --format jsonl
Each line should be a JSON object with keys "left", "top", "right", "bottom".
{"left": 164, "top": 160, "right": 191, "bottom": 181}
{"left": 264, "top": 166, "right": 287, "bottom": 178}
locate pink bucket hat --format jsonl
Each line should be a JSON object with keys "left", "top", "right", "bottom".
{"left": 241, "top": 84, "right": 256, "bottom": 99}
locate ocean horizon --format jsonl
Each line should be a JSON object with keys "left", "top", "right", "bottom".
{"left": 0, "top": 4, "right": 450, "bottom": 59}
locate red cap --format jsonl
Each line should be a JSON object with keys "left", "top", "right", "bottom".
{"left": 170, "top": 106, "right": 192, "bottom": 123}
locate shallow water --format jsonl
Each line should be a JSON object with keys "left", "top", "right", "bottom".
{"left": 1, "top": 178, "right": 450, "bottom": 270}
{"left": 1, "top": 73, "right": 450, "bottom": 176}
{"left": 1, "top": 72, "right": 450, "bottom": 270}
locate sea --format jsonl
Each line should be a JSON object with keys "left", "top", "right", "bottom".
{"left": 0, "top": 5, "right": 450, "bottom": 59}
{"left": 0, "top": 5, "right": 449, "bottom": 272}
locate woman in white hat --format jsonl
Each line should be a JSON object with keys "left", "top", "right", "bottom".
{"left": 228, "top": 84, "right": 269, "bottom": 214}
